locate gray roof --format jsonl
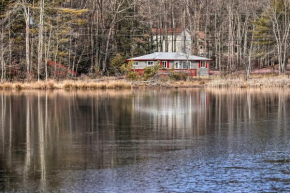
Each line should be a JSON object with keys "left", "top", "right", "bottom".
{"left": 127, "top": 52, "right": 210, "bottom": 61}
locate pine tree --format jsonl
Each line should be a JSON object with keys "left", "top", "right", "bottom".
{"left": 253, "top": 0, "right": 290, "bottom": 74}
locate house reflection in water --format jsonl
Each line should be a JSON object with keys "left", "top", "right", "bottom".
{"left": 131, "top": 89, "right": 210, "bottom": 138}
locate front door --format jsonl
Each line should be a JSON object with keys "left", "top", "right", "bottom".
{"left": 162, "top": 61, "right": 167, "bottom": 69}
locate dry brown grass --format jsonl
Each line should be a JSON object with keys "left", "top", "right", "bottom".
{"left": 207, "top": 76, "right": 290, "bottom": 88}
{"left": 0, "top": 80, "right": 132, "bottom": 90}
{"left": 130, "top": 79, "right": 209, "bottom": 88}
{"left": 0, "top": 82, "right": 13, "bottom": 90}
{"left": 62, "top": 80, "right": 132, "bottom": 90}
{"left": 2, "top": 76, "right": 290, "bottom": 91}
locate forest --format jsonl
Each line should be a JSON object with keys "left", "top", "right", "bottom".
{"left": 0, "top": 0, "right": 289, "bottom": 81}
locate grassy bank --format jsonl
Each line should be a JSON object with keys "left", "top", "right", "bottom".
{"left": 206, "top": 75, "right": 290, "bottom": 88}
{"left": 0, "top": 80, "right": 132, "bottom": 90}
{"left": 0, "top": 77, "right": 210, "bottom": 90}
{"left": 1, "top": 76, "right": 290, "bottom": 90}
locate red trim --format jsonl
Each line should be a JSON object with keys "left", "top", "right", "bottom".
{"left": 131, "top": 69, "right": 198, "bottom": 77}
{"left": 199, "top": 61, "right": 201, "bottom": 68}
{"left": 206, "top": 62, "right": 208, "bottom": 68}
{"left": 126, "top": 59, "right": 212, "bottom": 62}
{"left": 160, "top": 61, "right": 162, "bottom": 68}
{"left": 167, "top": 61, "right": 170, "bottom": 68}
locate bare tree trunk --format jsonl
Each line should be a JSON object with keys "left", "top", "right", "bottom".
{"left": 44, "top": 26, "right": 52, "bottom": 81}
{"left": 247, "top": 26, "right": 254, "bottom": 80}
{"left": 227, "top": 3, "right": 233, "bottom": 73}
{"left": 0, "top": 27, "right": 4, "bottom": 82}
{"left": 204, "top": 0, "right": 209, "bottom": 57}
{"left": 214, "top": 11, "right": 218, "bottom": 69}
{"left": 8, "top": 15, "right": 12, "bottom": 79}
{"left": 23, "top": 5, "right": 30, "bottom": 75}
{"left": 103, "top": 26, "right": 112, "bottom": 73}
{"left": 37, "top": 0, "right": 44, "bottom": 81}
{"left": 1, "top": 30, "right": 5, "bottom": 82}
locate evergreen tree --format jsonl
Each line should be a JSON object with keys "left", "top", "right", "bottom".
{"left": 253, "top": 0, "right": 290, "bottom": 74}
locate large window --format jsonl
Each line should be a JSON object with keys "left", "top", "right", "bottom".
{"left": 181, "top": 61, "right": 191, "bottom": 69}
{"left": 147, "top": 61, "right": 154, "bottom": 66}
{"left": 134, "top": 62, "right": 139, "bottom": 66}
{"left": 201, "top": 61, "right": 206, "bottom": 68}
{"left": 175, "top": 61, "right": 191, "bottom": 69}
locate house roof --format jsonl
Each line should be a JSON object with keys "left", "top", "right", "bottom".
{"left": 195, "top": 31, "right": 205, "bottom": 40}
{"left": 127, "top": 52, "right": 211, "bottom": 61}
{"left": 151, "top": 28, "right": 185, "bottom": 35}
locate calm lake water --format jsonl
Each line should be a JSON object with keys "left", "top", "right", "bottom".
{"left": 1, "top": 88, "right": 290, "bottom": 192}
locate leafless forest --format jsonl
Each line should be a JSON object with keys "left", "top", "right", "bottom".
{"left": 0, "top": 0, "right": 289, "bottom": 81}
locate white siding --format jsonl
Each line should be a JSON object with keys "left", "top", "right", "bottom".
{"left": 199, "top": 68, "right": 209, "bottom": 76}
{"left": 169, "top": 61, "right": 174, "bottom": 69}
{"left": 132, "top": 61, "right": 147, "bottom": 69}
{"left": 153, "top": 30, "right": 192, "bottom": 53}
{"left": 191, "top": 62, "right": 199, "bottom": 69}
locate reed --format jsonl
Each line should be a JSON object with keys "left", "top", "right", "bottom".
{"left": 2, "top": 76, "right": 290, "bottom": 91}
{"left": 13, "top": 83, "right": 24, "bottom": 90}
{"left": 0, "top": 82, "right": 13, "bottom": 90}
{"left": 107, "top": 80, "right": 132, "bottom": 89}
{"left": 58, "top": 80, "right": 131, "bottom": 90}
{"left": 207, "top": 76, "right": 290, "bottom": 88}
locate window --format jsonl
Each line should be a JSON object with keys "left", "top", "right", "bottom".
{"left": 147, "top": 61, "right": 154, "bottom": 66}
{"left": 201, "top": 61, "right": 206, "bottom": 68}
{"left": 182, "top": 61, "right": 191, "bottom": 69}
{"left": 134, "top": 62, "right": 139, "bottom": 66}
{"left": 162, "top": 61, "right": 167, "bottom": 68}
{"left": 174, "top": 61, "right": 179, "bottom": 69}
{"left": 182, "top": 61, "right": 187, "bottom": 69}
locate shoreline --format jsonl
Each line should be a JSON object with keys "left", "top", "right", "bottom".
{"left": 1, "top": 76, "right": 290, "bottom": 90}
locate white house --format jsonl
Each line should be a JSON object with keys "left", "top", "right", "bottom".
{"left": 152, "top": 28, "right": 207, "bottom": 57}
{"left": 152, "top": 28, "right": 192, "bottom": 53}
{"left": 126, "top": 52, "right": 211, "bottom": 76}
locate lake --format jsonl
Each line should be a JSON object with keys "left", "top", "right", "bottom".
{"left": 1, "top": 88, "right": 290, "bottom": 192}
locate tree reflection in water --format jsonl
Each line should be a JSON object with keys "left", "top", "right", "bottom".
{"left": 0, "top": 89, "right": 290, "bottom": 192}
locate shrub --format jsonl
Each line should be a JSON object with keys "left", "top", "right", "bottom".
{"left": 127, "top": 71, "right": 140, "bottom": 81}
{"left": 143, "top": 62, "right": 160, "bottom": 80}
{"left": 120, "top": 61, "right": 133, "bottom": 74}
{"left": 63, "top": 82, "right": 73, "bottom": 89}
{"left": 13, "top": 84, "right": 24, "bottom": 90}
{"left": 47, "top": 81, "right": 55, "bottom": 89}
{"left": 110, "top": 54, "right": 125, "bottom": 70}
{"left": 169, "top": 71, "right": 188, "bottom": 81}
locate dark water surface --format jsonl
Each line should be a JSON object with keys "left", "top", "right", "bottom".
{"left": 1, "top": 89, "right": 290, "bottom": 192}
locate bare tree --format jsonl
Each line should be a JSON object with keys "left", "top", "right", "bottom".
{"left": 38, "top": 0, "right": 44, "bottom": 81}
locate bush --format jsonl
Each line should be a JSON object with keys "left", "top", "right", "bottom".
{"left": 127, "top": 71, "right": 140, "bottom": 81}
{"left": 169, "top": 71, "right": 188, "bottom": 81}
{"left": 110, "top": 54, "right": 125, "bottom": 70}
{"left": 143, "top": 62, "right": 160, "bottom": 80}
{"left": 120, "top": 61, "right": 133, "bottom": 74}
{"left": 13, "top": 83, "right": 24, "bottom": 90}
